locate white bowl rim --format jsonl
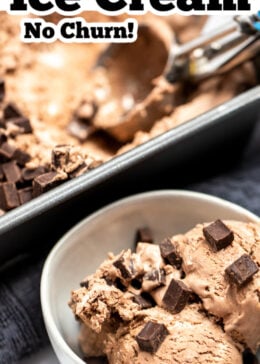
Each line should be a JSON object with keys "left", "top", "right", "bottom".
{"left": 40, "top": 189, "right": 259, "bottom": 363}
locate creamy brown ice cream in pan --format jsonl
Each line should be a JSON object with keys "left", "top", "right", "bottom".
{"left": 0, "top": 13, "right": 258, "bottom": 214}
{"left": 69, "top": 220, "right": 260, "bottom": 363}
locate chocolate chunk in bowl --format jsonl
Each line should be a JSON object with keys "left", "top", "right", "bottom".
{"left": 159, "top": 237, "right": 182, "bottom": 268}
{"left": 136, "top": 321, "right": 169, "bottom": 353}
{"left": 203, "top": 219, "right": 234, "bottom": 251}
{"left": 135, "top": 227, "right": 154, "bottom": 245}
{"left": 225, "top": 254, "right": 259, "bottom": 286}
{"left": 162, "top": 278, "right": 190, "bottom": 313}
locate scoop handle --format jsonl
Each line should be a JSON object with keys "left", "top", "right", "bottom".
{"left": 165, "top": 12, "right": 260, "bottom": 83}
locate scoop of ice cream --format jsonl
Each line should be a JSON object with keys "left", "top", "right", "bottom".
{"left": 103, "top": 305, "right": 242, "bottom": 364}
{"left": 117, "top": 61, "right": 257, "bottom": 155}
{"left": 173, "top": 220, "right": 260, "bottom": 352}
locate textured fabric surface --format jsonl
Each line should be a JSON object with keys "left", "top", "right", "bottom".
{"left": 0, "top": 122, "right": 260, "bottom": 364}
{"left": 190, "top": 121, "right": 260, "bottom": 215}
{"left": 0, "top": 256, "right": 48, "bottom": 364}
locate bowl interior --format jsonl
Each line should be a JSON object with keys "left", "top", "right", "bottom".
{"left": 41, "top": 190, "right": 259, "bottom": 363}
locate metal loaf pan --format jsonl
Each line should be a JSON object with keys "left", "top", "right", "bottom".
{"left": 0, "top": 86, "right": 260, "bottom": 264}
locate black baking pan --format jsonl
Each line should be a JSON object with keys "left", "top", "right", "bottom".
{"left": 0, "top": 86, "right": 260, "bottom": 265}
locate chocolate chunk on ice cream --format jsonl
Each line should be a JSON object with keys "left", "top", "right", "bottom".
{"left": 225, "top": 254, "right": 259, "bottom": 286}
{"left": 135, "top": 321, "right": 168, "bottom": 353}
{"left": 159, "top": 238, "right": 182, "bottom": 269}
{"left": 203, "top": 219, "right": 234, "bottom": 252}
{"left": 135, "top": 227, "right": 154, "bottom": 245}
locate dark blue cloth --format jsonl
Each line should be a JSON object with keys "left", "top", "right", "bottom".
{"left": 0, "top": 122, "right": 259, "bottom": 363}
{"left": 190, "top": 121, "right": 260, "bottom": 215}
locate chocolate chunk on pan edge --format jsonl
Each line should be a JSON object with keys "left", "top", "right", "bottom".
{"left": 18, "top": 187, "right": 33, "bottom": 205}
{"left": 0, "top": 182, "right": 20, "bottom": 210}
{"left": 203, "top": 219, "right": 234, "bottom": 252}
{"left": 33, "top": 171, "right": 66, "bottom": 197}
{"left": 0, "top": 79, "right": 5, "bottom": 102}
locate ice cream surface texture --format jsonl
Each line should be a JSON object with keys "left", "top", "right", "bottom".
{"left": 69, "top": 220, "right": 259, "bottom": 363}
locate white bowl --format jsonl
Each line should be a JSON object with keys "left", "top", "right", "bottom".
{"left": 41, "top": 190, "right": 259, "bottom": 364}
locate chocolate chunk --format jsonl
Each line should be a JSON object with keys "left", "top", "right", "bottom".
{"left": 84, "top": 356, "right": 108, "bottom": 364}
{"left": 0, "top": 130, "right": 7, "bottom": 144}
{"left": 142, "top": 269, "right": 166, "bottom": 291}
{"left": 13, "top": 148, "right": 31, "bottom": 166}
{"left": 4, "top": 102, "right": 24, "bottom": 120}
{"left": 225, "top": 254, "right": 259, "bottom": 286}
{"left": 132, "top": 293, "right": 155, "bottom": 309}
{"left": 0, "top": 79, "right": 5, "bottom": 102}
{"left": 203, "top": 220, "right": 234, "bottom": 252}
{"left": 136, "top": 321, "right": 168, "bottom": 353}
{"left": 2, "top": 161, "right": 21, "bottom": 183}
{"left": 0, "top": 142, "right": 16, "bottom": 161}
{"left": 114, "top": 277, "right": 127, "bottom": 292}
{"left": 135, "top": 227, "right": 153, "bottom": 245}
{"left": 33, "top": 171, "right": 66, "bottom": 197}
{"left": 162, "top": 279, "right": 190, "bottom": 313}
{"left": 113, "top": 252, "right": 136, "bottom": 280}
{"left": 0, "top": 182, "right": 20, "bottom": 210}
{"left": 80, "top": 280, "right": 89, "bottom": 289}
{"left": 18, "top": 187, "right": 33, "bottom": 205}
{"left": 52, "top": 145, "right": 70, "bottom": 169}
{"left": 160, "top": 238, "right": 182, "bottom": 269}
{"left": 242, "top": 349, "right": 259, "bottom": 364}
{"left": 67, "top": 119, "right": 95, "bottom": 142}
{"left": 7, "top": 117, "right": 33, "bottom": 134}
{"left": 188, "top": 291, "right": 202, "bottom": 304}
{"left": 22, "top": 166, "right": 46, "bottom": 181}
{"left": 130, "top": 276, "right": 143, "bottom": 290}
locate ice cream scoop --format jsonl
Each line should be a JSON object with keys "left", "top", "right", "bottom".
{"left": 89, "top": 13, "right": 260, "bottom": 143}
{"left": 89, "top": 18, "right": 176, "bottom": 142}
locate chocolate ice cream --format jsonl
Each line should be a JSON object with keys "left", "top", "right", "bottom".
{"left": 69, "top": 221, "right": 259, "bottom": 362}
{"left": 104, "top": 305, "right": 242, "bottom": 364}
